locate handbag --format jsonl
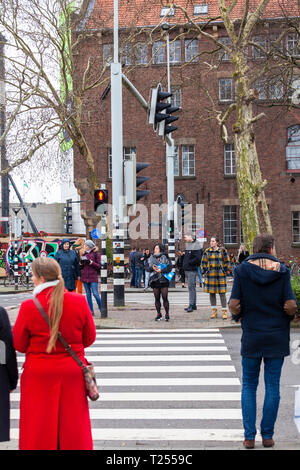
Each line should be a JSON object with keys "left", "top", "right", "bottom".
{"left": 33, "top": 297, "right": 99, "bottom": 401}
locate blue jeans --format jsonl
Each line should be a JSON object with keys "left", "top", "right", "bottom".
{"left": 135, "top": 266, "right": 143, "bottom": 288}
{"left": 84, "top": 282, "right": 101, "bottom": 314}
{"left": 241, "top": 356, "right": 284, "bottom": 440}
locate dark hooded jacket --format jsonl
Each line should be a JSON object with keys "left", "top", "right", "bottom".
{"left": 229, "top": 253, "right": 297, "bottom": 358}
{"left": 54, "top": 238, "right": 80, "bottom": 291}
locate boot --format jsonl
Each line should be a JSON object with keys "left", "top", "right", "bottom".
{"left": 210, "top": 308, "right": 218, "bottom": 319}
{"left": 222, "top": 308, "right": 228, "bottom": 320}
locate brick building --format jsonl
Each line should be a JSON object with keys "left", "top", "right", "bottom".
{"left": 72, "top": 0, "right": 300, "bottom": 261}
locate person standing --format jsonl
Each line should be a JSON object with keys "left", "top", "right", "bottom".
{"left": 147, "top": 243, "right": 172, "bottom": 321}
{"left": 237, "top": 244, "right": 250, "bottom": 264}
{"left": 0, "top": 307, "right": 18, "bottom": 443}
{"left": 129, "top": 247, "right": 136, "bottom": 288}
{"left": 80, "top": 240, "right": 102, "bottom": 316}
{"left": 143, "top": 248, "right": 151, "bottom": 291}
{"left": 175, "top": 250, "right": 186, "bottom": 288}
{"left": 134, "top": 247, "right": 144, "bottom": 288}
{"left": 72, "top": 237, "right": 85, "bottom": 294}
{"left": 13, "top": 257, "right": 96, "bottom": 450}
{"left": 54, "top": 238, "right": 80, "bottom": 292}
{"left": 201, "top": 235, "right": 229, "bottom": 319}
{"left": 183, "top": 234, "right": 203, "bottom": 312}
{"left": 229, "top": 233, "right": 297, "bottom": 449}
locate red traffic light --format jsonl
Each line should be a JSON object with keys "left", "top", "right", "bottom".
{"left": 94, "top": 189, "right": 108, "bottom": 212}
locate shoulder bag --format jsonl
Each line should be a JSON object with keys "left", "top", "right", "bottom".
{"left": 33, "top": 297, "right": 99, "bottom": 401}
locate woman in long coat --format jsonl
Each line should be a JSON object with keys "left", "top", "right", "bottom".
{"left": 201, "top": 235, "right": 229, "bottom": 319}
{"left": 0, "top": 307, "right": 18, "bottom": 442}
{"left": 54, "top": 238, "right": 80, "bottom": 292}
{"left": 13, "top": 257, "right": 96, "bottom": 450}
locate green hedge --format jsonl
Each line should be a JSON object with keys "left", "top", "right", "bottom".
{"left": 291, "top": 276, "right": 300, "bottom": 315}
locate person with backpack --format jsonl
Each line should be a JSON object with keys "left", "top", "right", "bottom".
{"left": 80, "top": 240, "right": 101, "bottom": 316}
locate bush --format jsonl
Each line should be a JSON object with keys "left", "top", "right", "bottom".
{"left": 291, "top": 275, "right": 300, "bottom": 315}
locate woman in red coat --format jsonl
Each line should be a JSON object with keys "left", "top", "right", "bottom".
{"left": 13, "top": 257, "right": 96, "bottom": 450}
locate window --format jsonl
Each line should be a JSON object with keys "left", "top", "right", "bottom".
{"left": 103, "top": 44, "right": 113, "bottom": 65}
{"left": 169, "top": 39, "right": 181, "bottom": 64}
{"left": 223, "top": 206, "right": 238, "bottom": 244}
{"left": 108, "top": 147, "right": 136, "bottom": 178}
{"left": 184, "top": 39, "right": 198, "bottom": 63}
{"left": 182, "top": 145, "right": 195, "bottom": 176}
{"left": 160, "top": 6, "right": 175, "bottom": 17}
{"left": 269, "top": 79, "right": 283, "bottom": 100}
{"left": 161, "top": 86, "right": 182, "bottom": 108}
{"left": 219, "top": 78, "right": 233, "bottom": 101}
{"left": 287, "top": 33, "right": 300, "bottom": 57}
{"left": 254, "top": 79, "right": 267, "bottom": 100}
{"left": 135, "top": 43, "right": 148, "bottom": 65}
{"left": 292, "top": 212, "right": 300, "bottom": 243}
{"left": 252, "top": 36, "right": 267, "bottom": 59}
{"left": 254, "top": 78, "right": 282, "bottom": 101}
{"left": 224, "top": 143, "right": 236, "bottom": 175}
{"left": 218, "top": 37, "right": 231, "bottom": 61}
{"left": 287, "top": 125, "right": 300, "bottom": 170}
{"left": 120, "top": 44, "right": 132, "bottom": 66}
{"left": 152, "top": 41, "right": 165, "bottom": 64}
{"left": 194, "top": 4, "right": 208, "bottom": 15}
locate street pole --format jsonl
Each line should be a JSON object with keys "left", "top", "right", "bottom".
{"left": 111, "top": 0, "right": 125, "bottom": 306}
{"left": 164, "top": 24, "right": 176, "bottom": 287}
{"left": 100, "top": 211, "right": 108, "bottom": 318}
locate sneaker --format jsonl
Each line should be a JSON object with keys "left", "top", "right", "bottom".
{"left": 155, "top": 314, "right": 162, "bottom": 321}
{"left": 165, "top": 314, "right": 170, "bottom": 322}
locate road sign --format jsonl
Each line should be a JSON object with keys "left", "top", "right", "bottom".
{"left": 91, "top": 228, "right": 101, "bottom": 239}
{"left": 197, "top": 229, "right": 206, "bottom": 238}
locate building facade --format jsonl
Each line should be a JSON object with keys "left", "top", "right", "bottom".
{"left": 72, "top": 0, "right": 300, "bottom": 261}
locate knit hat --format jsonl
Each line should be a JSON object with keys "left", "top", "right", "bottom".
{"left": 85, "top": 240, "right": 95, "bottom": 249}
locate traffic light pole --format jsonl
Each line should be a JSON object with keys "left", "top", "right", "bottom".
{"left": 111, "top": 0, "right": 124, "bottom": 306}
{"left": 165, "top": 26, "right": 175, "bottom": 287}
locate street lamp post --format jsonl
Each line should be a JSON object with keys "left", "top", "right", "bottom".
{"left": 162, "top": 23, "right": 175, "bottom": 286}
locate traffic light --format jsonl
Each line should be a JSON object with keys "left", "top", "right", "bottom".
{"left": 124, "top": 154, "right": 150, "bottom": 205}
{"left": 64, "top": 199, "right": 72, "bottom": 233}
{"left": 20, "top": 219, "right": 24, "bottom": 237}
{"left": 94, "top": 189, "right": 108, "bottom": 214}
{"left": 148, "top": 83, "right": 179, "bottom": 140}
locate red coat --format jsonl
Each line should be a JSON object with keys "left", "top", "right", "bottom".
{"left": 13, "top": 287, "right": 96, "bottom": 450}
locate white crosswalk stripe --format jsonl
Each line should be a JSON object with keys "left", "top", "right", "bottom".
{"left": 10, "top": 329, "right": 244, "bottom": 445}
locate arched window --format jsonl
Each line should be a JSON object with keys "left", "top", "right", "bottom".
{"left": 287, "top": 125, "right": 300, "bottom": 170}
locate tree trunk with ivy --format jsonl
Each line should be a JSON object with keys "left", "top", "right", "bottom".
{"left": 232, "top": 53, "right": 273, "bottom": 252}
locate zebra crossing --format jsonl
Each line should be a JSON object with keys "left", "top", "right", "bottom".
{"left": 10, "top": 328, "right": 244, "bottom": 447}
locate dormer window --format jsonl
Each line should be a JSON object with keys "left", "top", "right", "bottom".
{"left": 194, "top": 4, "right": 208, "bottom": 15}
{"left": 160, "top": 6, "right": 175, "bottom": 17}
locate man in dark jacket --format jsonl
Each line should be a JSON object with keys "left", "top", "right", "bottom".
{"left": 229, "top": 233, "right": 297, "bottom": 449}
{"left": 183, "top": 233, "right": 203, "bottom": 312}
{"left": 54, "top": 238, "right": 80, "bottom": 291}
{"left": 133, "top": 248, "right": 144, "bottom": 288}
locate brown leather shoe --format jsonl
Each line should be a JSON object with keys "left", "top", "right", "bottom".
{"left": 262, "top": 438, "right": 274, "bottom": 448}
{"left": 243, "top": 439, "right": 255, "bottom": 449}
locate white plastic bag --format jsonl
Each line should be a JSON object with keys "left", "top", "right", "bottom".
{"left": 294, "top": 386, "right": 300, "bottom": 433}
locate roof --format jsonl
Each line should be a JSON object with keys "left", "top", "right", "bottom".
{"left": 84, "top": 0, "right": 300, "bottom": 30}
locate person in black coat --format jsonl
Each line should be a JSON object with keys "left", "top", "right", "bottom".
{"left": 0, "top": 307, "right": 18, "bottom": 442}
{"left": 146, "top": 243, "right": 172, "bottom": 322}
{"left": 54, "top": 238, "right": 80, "bottom": 292}
{"left": 229, "top": 233, "right": 297, "bottom": 449}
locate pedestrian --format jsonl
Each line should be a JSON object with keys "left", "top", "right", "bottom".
{"left": 229, "top": 233, "right": 297, "bottom": 449}
{"left": 147, "top": 243, "right": 172, "bottom": 321}
{"left": 129, "top": 247, "right": 136, "bottom": 287}
{"left": 183, "top": 233, "right": 203, "bottom": 312}
{"left": 80, "top": 240, "right": 102, "bottom": 316}
{"left": 175, "top": 250, "right": 185, "bottom": 288}
{"left": 72, "top": 237, "right": 85, "bottom": 294}
{"left": 13, "top": 257, "right": 96, "bottom": 450}
{"left": 201, "top": 235, "right": 229, "bottom": 319}
{"left": 133, "top": 247, "right": 144, "bottom": 288}
{"left": 237, "top": 243, "right": 250, "bottom": 264}
{"left": 0, "top": 307, "right": 18, "bottom": 443}
{"left": 54, "top": 238, "right": 80, "bottom": 292}
{"left": 143, "top": 248, "right": 151, "bottom": 291}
